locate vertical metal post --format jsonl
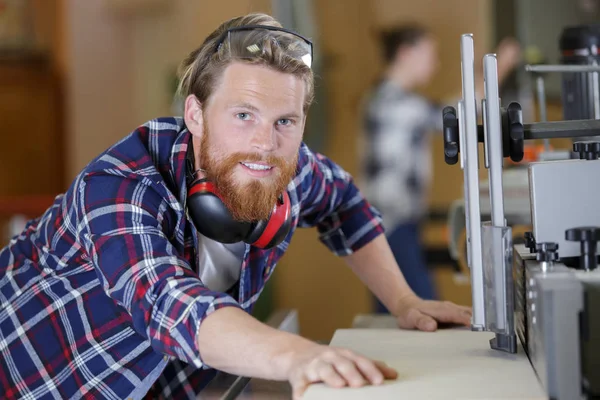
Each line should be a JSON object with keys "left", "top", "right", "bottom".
{"left": 483, "top": 54, "right": 508, "bottom": 332}
{"left": 535, "top": 74, "right": 550, "bottom": 151}
{"left": 484, "top": 54, "right": 506, "bottom": 228}
{"left": 592, "top": 61, "right": 600, "bottom": 119}
{"left": 460, "top": 34, "right": 485, "bottom": 330}
{"left": 458, "top": 100, "right": 472, "bottom": 268}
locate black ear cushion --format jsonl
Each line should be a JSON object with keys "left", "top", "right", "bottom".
{"left": 187, "top": 178, "right": 292, "bottom": 248}
{"left": 187, "top": 180, "right": 253, "bottom": 243}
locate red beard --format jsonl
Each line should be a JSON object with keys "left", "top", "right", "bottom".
{"left": 199, "top": 128, "right": 297, "bottom": 222}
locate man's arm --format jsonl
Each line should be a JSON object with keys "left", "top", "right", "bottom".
{"left": 293, "top": 146, "right": 414, "bottom": 316}
{"left": 197, "top": 308, "right": 397, "bottom": 399}
{"left": 342, "top": 234, "right": 471, "bottom": 330}
{"left": 295, "top": 143, "right": 385, "bottom": 255}
{"left": 196, "top": 307, "right": 390, "bottom": 383}
{"left": 196, "top": 307, "right": 311, "bottom": 380}
{"left": 195, "top": 307, "right": 397, "bottom": 399}
{"left": 341, "top": 234, "right": 414, "bottom": 316}
{"left": 76, "top": 172, "right": 243, "bottom": 368}
{"left": 296, "top": 144, "right": 471, "bottom": 330}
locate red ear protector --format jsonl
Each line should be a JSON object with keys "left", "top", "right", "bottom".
{"left": 185, "top": 144, "right": 292, "bottom": 249}
{"left": 187, "top": 177, "right": 292, "bottom": 249}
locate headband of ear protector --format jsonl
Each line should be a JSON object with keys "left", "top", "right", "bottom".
{"left": 185, "top": 143, "right": 293, "bottom": 249}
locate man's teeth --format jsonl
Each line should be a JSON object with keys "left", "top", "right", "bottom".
{"left": 241, "top": 162, "right": 273, "bottom": 171}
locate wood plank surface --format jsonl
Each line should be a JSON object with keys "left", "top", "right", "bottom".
{"left": 303, "top": 327, "right": 546, "bottom": 399}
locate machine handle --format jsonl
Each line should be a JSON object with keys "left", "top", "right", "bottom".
{"left": 443, "top": 106, "right": 460, "bottom": 165}
{"left": 573, "top": 141, "right": 600, "bottom": 160}
{"left": 506, "top": 102, "right": 525, "bottom": 162}
{"left": 535, "top": 242, "right": 559, "bottom": 262}
{"left": 442, "top": 103, "right": 526, "bottom": 165}
{"left": 524, "top": 231, "right": 536, "bottom": 253}
{"left": 565, "top": 227, "right": 600, "bottom": 271}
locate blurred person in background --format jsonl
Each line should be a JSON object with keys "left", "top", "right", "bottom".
{"left": 0, "top": 13, "right": 473, "bottom": 400}
{"left": 361, "top": 23, "right": 521, "bottom": 312}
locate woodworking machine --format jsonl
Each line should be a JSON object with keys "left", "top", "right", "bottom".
{"left": 442, "top": 24, "right": 600, "bottom": 399}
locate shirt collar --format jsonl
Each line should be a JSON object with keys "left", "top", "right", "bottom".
{"left": 169, "top": 119, "right": 193, "bottom": 207}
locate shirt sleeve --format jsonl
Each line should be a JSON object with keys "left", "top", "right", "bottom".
{"left": 75, "top": 171, "right": 241, "bottom": 369}
{"left": 295, "top": 143, "right": 385, "bottom": 256}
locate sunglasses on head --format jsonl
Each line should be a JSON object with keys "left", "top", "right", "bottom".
{"left": 214, "top": 25, "right": 314, "bottom": 68}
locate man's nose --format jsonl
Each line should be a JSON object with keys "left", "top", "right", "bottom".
{"left": 250, "top": 124, "right": 276, "bottom": 152}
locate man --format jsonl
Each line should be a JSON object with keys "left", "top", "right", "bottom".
{"left": 0, "top": 13, "right": 471, "bottom": 400}
{"left": 361, "top": 24, "right": 521, "bottom": 308}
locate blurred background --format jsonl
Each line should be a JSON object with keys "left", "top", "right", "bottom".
{"left": 0, "top": 0, "right": 598, "bottom": 342}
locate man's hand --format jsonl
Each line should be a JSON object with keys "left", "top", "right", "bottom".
{"left": 286, "top": 344, "right": 398, "bottom": 399}
{"left": 393, "top": 294, "right": 472, "bottom": 331}
{"left": 198, "top": 308, "right": 396, "bottom": 399}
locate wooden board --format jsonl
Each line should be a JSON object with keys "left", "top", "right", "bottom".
{"left": 303, "top": 327, "right": 546, "bottom": 399}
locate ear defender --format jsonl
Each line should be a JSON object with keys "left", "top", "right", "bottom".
{"left": 186, "top": 177, "right": 292, "bottom": 249}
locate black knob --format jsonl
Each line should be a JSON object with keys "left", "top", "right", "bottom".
{"left": 506, "top": 102, "right": 524, "bottom": 163}
{"left": 536, "top": 242, "right": 559, "bottom": 262}
{"left": 443, "top": 106, "right": 459, "bottom": 165}
{"left": 524, "top": 231, "right": 536, "bottom": 253}
{"left": 565, "top": 227, "right": 600, "bottom": 271}
{"left": 573, "top": 141, "right": 600, "bottom": 160}
{"left": 573, "top": 141, "right": 586, "bottom": 158}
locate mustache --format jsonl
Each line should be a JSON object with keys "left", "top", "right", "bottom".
{"left": 224, "top": 152, "right": 289, "bottom": 168}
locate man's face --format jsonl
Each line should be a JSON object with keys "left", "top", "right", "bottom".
{"left": 186, "top": 62, "right": 306, "bottom": 222}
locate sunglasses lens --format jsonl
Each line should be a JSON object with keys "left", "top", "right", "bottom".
{"left": 222, "top": 28, "right": 312, "bottom": 68}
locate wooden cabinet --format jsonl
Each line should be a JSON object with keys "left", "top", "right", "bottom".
{"left": 0, "top": 57, "right": 64, "bottom": 196}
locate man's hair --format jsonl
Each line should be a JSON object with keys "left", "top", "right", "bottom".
{"left": 378, "top": 23, "right": 431, "bottom": 64}
{"left": 177, "top": 13, "right": 314, "bottom": 111}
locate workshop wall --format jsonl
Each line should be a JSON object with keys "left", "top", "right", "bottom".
{"left": 0, "top": 0, "right": 66, "bottom": 240}
{"left": 61, "top": 0, "right": 272, "bottom": 181}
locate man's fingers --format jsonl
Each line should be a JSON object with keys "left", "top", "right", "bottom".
{"left": 398, "top": 300, "right": 472, "bottom": 331}
{"left": 344, "top": 353, "right": 386, "bottom": 385}
{"left": 317, "top": 361, "right": 346, "bottom": 388}
{"left": 290, "top": 349, "right": 398, "bottom": 399}
{"left": 458, "top": 307, "right": 472, "bottom": 325}
{"left": 291, "top": 362, "right": 345, "bottom": 400}
{"left": 449, "top": 303, "right": 472, "bottom": 316}
{"left": 373, "top": 360, "right": 398, "bottom": 380}
{"left": 419, "top": 301, "right": 471, "bottom": 326}
{"left": 330, "top": 355, "right": 367, "bottom": 388}
{"left": 460, "top": 305, "right": 473, "bottom": 313}
{"left": 416, "top": 313, "right": 438, "bottom": 331}
{"left": 440, "top": 301, "right": 472, "bottom": 326}
{"left": 339, "top": 349, "right": 397, "bottom": 384}
{"left": 404, "top": 307, "right": 438, "bottom": 331}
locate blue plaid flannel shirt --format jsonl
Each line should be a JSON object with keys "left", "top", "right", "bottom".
{"left": 0, "top": 117, "right": 384, "bottom": 400}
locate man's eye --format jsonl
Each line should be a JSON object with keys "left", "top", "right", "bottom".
{"left": 236, "top": 113, "right": 251, "bottom": 120}
{"left": 277, "top": 119, "right": 292, "bottom": 126}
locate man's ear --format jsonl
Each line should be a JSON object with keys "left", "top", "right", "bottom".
{"left": 300, "top": 114, "right": 308, "bottom": 134}
{"left": 184, "top": 94, "right": 204, "bottom": 137}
